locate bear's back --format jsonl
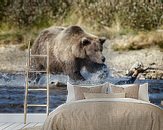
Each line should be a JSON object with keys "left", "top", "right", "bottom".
{"left": 31, "top": 26, "right": 65, "bottom": 55}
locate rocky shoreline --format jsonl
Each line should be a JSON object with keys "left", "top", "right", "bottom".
{"left": 0, "top": 40, "right": 162, "bottom": 80}
{"left": 104, "top": 40, "right": 163, "bottom": 79}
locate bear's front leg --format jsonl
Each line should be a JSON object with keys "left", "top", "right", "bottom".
{"left": 65, "top": 62, "right": 85, "bottom": 81}
{"left": 85, "top": 62, "right": 109, "bottom": 79}
{"left": 68, "top": 69, "right": 85, "bottom": 81}
{"left": 71, "top": 71, "right": 85, "bottom": 81}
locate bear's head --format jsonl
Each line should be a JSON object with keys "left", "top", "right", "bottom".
{"left": 63, "top": 26, "right": 106, "bottom": 64}
{"left": 80, "top": 36, "right": 106, "bottom": 64}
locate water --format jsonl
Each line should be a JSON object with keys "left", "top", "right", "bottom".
{"left": 0, "top": 72, "right": 68, "bottom": 113}
{"left": 0, "top": 85, "right": 67, "bottom": 113}
{"left": 0, "top": 72, "right": 162, "bottom": 113}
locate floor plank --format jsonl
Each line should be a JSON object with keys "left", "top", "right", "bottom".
{"left": 23, "top": 123, "right": 38, "bottom": 129}
{"left": 0, "top": 123, "right": 14, "bottom": 130}
{"left": 0, "top": 122, "right": 44, "bottom": 130}
{"left": 35, "top": 123, "right": 43, "bottom": 127}
{"left": 0, "top": 123, "right": 6, "bottom": 127}
{"left": 3, "top": 123, "right": 21, "bottom": 130}
{"left": 0, "top": 114, "right": 46, "bottom": 123}
{"left": 13, "top": 123, "right": 29, "bottom": 130}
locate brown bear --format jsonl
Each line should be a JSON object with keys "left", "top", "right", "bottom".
{"left": 31, "top": 25, "right": 107, "bottom": 81}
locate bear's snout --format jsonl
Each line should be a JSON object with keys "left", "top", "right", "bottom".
{"left": 101, "top": 56, "right": 106, "bottom": 63}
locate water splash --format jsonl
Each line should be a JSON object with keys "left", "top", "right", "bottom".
{"left": 0, "top": 72, "right": 25, "bottom": 86}
{"left": 0, "top": 67, "right": 132, "bottom": 86}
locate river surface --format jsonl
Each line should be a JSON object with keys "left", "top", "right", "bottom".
{"left": 0, "top": 72, "right": 162, "bottom": 113}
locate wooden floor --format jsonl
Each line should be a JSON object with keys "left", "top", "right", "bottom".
{"left": 0, "top": 122, "right": 43, "bottom": 130}
{"left": 0, "top": 113, "right": 46, "bottom": 130}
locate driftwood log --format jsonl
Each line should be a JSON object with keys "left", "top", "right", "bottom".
{"left": 115, "top": 62, "right": 163, "bottom": 85}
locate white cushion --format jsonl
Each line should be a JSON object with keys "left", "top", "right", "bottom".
{"left": 138, "top": 83, "right": 149, "bottom": 102}
{"left": 66, "top": 82, "right": 76, "bottom": 103}
{"left": 66, "top": 82, "right": 107, "bottom": 103}
{"left": 106, "top": 82, "right": 149, "bottom": 102}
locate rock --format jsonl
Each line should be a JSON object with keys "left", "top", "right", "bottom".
{"left": 50, "top": 81, "right": 66, "bottom": 88}
{"left": 144, "top": 70, "right": 163, "bottom": 80}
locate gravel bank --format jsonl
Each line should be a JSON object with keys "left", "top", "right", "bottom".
{"left": 104, "top": 40, "right": 163, "bottom": 77}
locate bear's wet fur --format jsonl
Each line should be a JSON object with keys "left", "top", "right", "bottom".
{"left": 31, "top": 25, "right": 107, "bottom": 80}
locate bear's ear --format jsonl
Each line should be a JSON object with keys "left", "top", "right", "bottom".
{"left": 81, "top": 37, "right": 91, "bottom": 46}
{"left": 99, "top": 37, "right": 106, "bottom": 45}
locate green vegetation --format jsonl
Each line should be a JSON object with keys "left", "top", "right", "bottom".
{"left": 112, "top": 31, "right": 163, "bottom": 51}
{"left": 0, "top": 0, "right": 162, "bottom": 50}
